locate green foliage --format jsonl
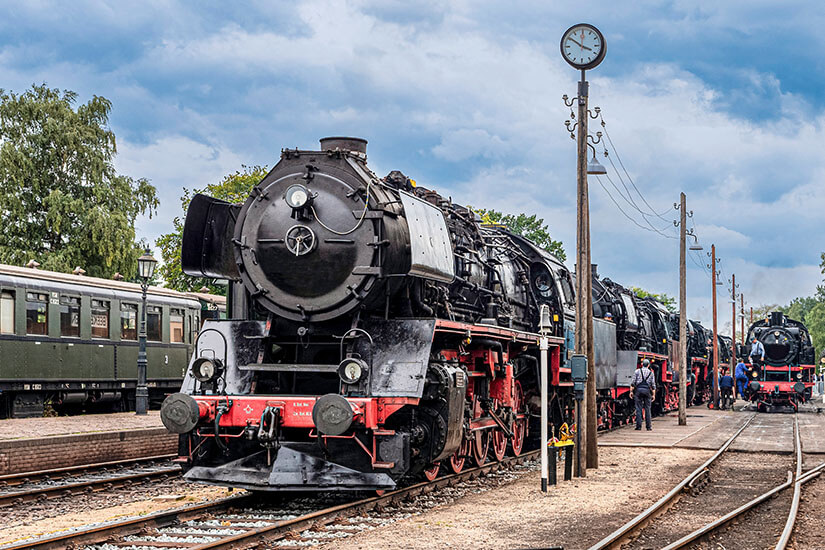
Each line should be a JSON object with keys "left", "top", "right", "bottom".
{"left": 472, "top": 208, "right": 566, "bottom": 261}
{"left": 630, "top": 286, "right": 676, "bottom": 312}
{"left": 751, "top": 303, "right": 783, "bottom": 322}
{"left": 0, "top": 84, "right": 158, "bottom": 277}
{"left": 804, "top": 302, "right": 825, "bottom": 357}
{"left": 780, "top": 296, "right": 820, "bottom": 323}
{"left": 156, "top": 165, "right": 269, "bottom": 293}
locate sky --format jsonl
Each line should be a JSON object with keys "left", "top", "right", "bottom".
{"left": 2, "top": 0, "right": 824, "bottom": 330}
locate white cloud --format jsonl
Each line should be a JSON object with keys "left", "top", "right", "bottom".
{"left": 3, "top": 0, "right": 825, "bottom": 318}
{"left": 115, "top": 136, "right": 246, "bottom": 244}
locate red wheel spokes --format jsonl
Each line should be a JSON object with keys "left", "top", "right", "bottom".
{"left": 510, "top": 381, "right": 527, "bottom": 456}
{"left": 423, "top": 463, "right": 440, "bottom": 481}
{"left": 492, "top": 428, "right": 507, "bottom": 461}
{"left": 449, "top": 436, "right": 468, "bottom": 474}
{"left": 473, "top": 429, "right": 490, "bottom": 466}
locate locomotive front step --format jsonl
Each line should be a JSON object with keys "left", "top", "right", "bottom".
{"left": 184, "top": 445, "right": 396, "bottom": 491}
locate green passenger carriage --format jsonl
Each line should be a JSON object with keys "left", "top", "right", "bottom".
{"left": 0, "top": 263, "right": 225, "bottom": 418}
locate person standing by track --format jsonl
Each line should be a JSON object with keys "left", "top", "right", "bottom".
{"left": 718, "top": 368, "right": 734, "bottom": 409}
{"left": 631, "top": 359, "right": 656, "bottom": 431}
{"left": 734, "top": 359, "right": 749, "bottom": 402}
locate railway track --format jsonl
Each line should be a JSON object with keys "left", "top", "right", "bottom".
{"left": 589, "top": 413, "right": 824, "bottom": 550}
{"left": 0, "top": 454, "right": 180, "bottom": 508}
{"left": 0, "top": 450, "right": 540, "bottom": 550}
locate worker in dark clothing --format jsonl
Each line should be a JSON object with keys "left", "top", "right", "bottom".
{"left": 719, "top": 368, "right": 734, "bottom": 410}
{"left": 631, "top": 359, "right": 656, "bottom": 431}
{"left": 734, "top": 360, "right": 749, "bottom": 400}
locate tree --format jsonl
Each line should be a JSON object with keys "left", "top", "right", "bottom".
{"left": 780, "top": 296, "right": 820, "bottom": 323}
{"left": 156, "top": 165, "right": 269, "bottom": 293}
{"left": 0, "top": 84, "right": 157, "bottom": 277}
{"left": 747, "top": 303, "right": 782, "bottom": 324}
{"left": 630, "top": 286, "right": 676, "bottom": 312}
{"left": 472, "top": 208, "right": 566, "bottom": 261}
{"left": 804, "top": 302, "right": 825, "bottom": 356}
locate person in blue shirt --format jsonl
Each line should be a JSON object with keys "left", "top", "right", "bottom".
{"left": 734, "top": 360, "right": 750, "bottom": 400}
{"left": 749, "top": 337, "right": 765, "bottom": 366}
{"left": 719, "top": 368, "right": 734, "bottom": 409}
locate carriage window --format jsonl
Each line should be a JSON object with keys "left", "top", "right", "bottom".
{"left": 121, "top": 303, "right": 137, "bottom": 340}
{"left": 60, "top": 296, "right": 81, "bottom": 337}
{"left": 147, "top": 305, "right": 162, "bottom": 342}
{"left": 170, "top": 308, "right": 184, "bottom": 343}
{"left": 26, "top": 292, "right": 48, "bottom": 335}
{"left": 0, "top": 290, "right": 14, "bottom": 334}
{"left": 91, "top": 299, "right": 110, "bottom": 339}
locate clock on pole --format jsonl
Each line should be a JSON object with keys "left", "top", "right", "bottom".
{"left": 557, "top": 23, "right": 607, "bottom": 480}
{"left": 560, "top": 23, "right": 606, "bottom": 70}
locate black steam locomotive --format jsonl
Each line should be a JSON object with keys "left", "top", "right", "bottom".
{"left": 743, "top": 311, "right": 815, "bottom": 411}
{"left": 160, "top": 137, "right": 708, "bottom": 492}
{"left": 161, "top": 137, "right": 577, "bottom": 491}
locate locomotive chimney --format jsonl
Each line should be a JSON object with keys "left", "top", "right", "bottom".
{"left": 771, "top": 311, "right": 784, "bottom": 326}
{"left": 591, "top": 264, "right": 598, "bottom": 278}
{"left": 320, "top": 136, "right": 367, "bottom": 155}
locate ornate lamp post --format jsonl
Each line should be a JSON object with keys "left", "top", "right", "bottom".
{"left": 136, "top": 248, "right": 157, "bottom": 415}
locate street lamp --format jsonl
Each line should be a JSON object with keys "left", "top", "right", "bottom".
{"left": 136, "top": 248, "right": 157, "bottom": 415}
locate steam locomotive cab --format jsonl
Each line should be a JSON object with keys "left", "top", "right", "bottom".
{"left": 745, "top": 312, "right": 814, "bottom": 410}
{"left": 160, "top": 138, "right": 567, "bottom": 492}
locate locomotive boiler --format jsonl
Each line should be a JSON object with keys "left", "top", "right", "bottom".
{"left": 160, "top": 137, "right": 574, "bottom": 491}
{"left": 744, "top": 311, "right": 815, "bottom": 410}
{"left": 590, "top": 274, "right": 680, "bottom": 428}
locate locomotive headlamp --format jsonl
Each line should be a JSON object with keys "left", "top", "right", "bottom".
{"left": 338, "top": 358, "right": 367, "bottom": 385}
{"left": 751, "top": 370, "right": 758, "bottom": 378}
{"left": 796, "top": 373, "right": 802, "bottom": 380}
{"left": 285, "top": 184, "right": 311, "bottom": 209}
{"left": 191, "top": 357, "right": 224, "bottom": 383}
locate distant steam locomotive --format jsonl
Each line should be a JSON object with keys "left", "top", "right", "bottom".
{"left": 160, "top": 137, "right": 712, "bottom": 492}
{"left": 743, "top": 311, "right": 815, "bottom": 411}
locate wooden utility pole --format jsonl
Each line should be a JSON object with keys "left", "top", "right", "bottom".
{"left": 730, "top": 274, "right": 737, "bottom": 371}
{"left": 710, "top": 244, "right": 719, "bottom": 409}
{"left": 574, "top": 70, "right": 593, "bottom": 476}
{"left": 678, "top": 192, "right": 688, "bottom": 426}
{"left": 561, "top": 23, "right": 605, "bottom": 474}
{"left": 750, "top": 307, "right": 753, "bottom": 324}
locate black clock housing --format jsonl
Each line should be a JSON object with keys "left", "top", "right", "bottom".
{"left": 560, "top": 23, "right": 606, "bottom": 71}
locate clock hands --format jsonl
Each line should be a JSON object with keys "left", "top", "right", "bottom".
{"left": 567, "top": 36, "right": 592, "bottom": 52}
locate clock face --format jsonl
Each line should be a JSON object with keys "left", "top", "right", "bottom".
{"left": 560, "top": 24, "right": 606, "bottom": 70}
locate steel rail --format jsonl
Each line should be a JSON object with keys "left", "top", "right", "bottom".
{"left": 0, "top": 465, "right": 180, "bottom": 508}
{"left": 661, "top": 461, "right": 825, "bottom": 550}
{"left": 587, "top": 413, "right": 756, "bottom": 550}
{"left": 3, "top": 450, "right": 540, "bottom": 550}
{"left": 188, "top": 450, "right": 541, "bottom": 550}
{"left": 0, "top": 453, "right": 177, "bottom": 487}
{"left": 660, "top": 472, "right": 794, "bottom": 550}
{"left": 776, "top": 414, "right": 805, "bottom": 550}
{"left": 0, "top": 493, "right": 253, "bottom": 550}
{"left": 660, "top": 415, "right": 802, "bottom": 550}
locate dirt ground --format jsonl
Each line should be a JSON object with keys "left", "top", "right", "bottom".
{"left": 323, "top": 447, "right": 713, "bottom": 550}
{"left": 0, "top": 483, "right": 234, "bottom": 546}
